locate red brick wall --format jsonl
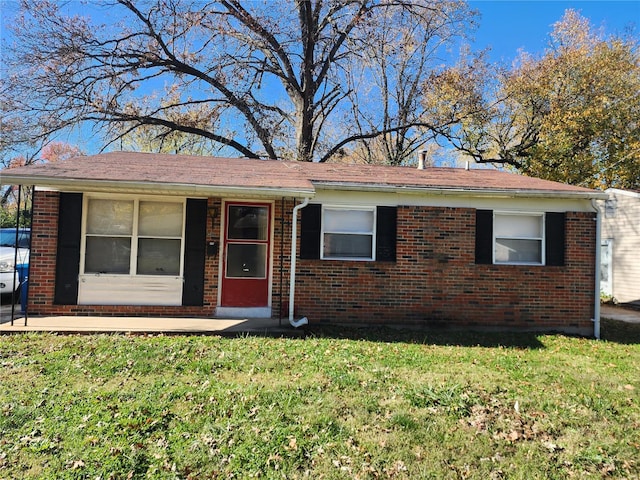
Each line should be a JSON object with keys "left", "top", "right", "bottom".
{"left": 26, "top": 193, "right": 295, "bottom": 319}
{"left": 295, "top": 206, "right": 596, "bottom": 333}
{"left": 27, "top": 194, "right": 596, "bottom": 333}
{"left": 27, "top": 191, "right": 219, "bottom": 317}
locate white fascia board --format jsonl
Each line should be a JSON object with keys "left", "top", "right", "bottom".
{"left": 1, "top": 175, "right": 315, "bottom": 199}
{"left": 312, "top": 181, "right": 608, "bottom": 200}
{"left": 604, "top": 188, "right": 640, "bottom": 199}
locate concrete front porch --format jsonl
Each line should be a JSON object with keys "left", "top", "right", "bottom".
{"left": 0, "top": 315, "right": 305, "bottom": 336}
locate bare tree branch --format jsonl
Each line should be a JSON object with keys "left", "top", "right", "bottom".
{"left": 4, "top": 0, "right": 477, "bottom": 162}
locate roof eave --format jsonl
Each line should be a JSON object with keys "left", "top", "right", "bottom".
{"left": 2, "top": 175, "right": 316, "bottom": 198}
{"left": 604, "top": 188, "right": 640, "bottom": 198}
{"left": 312, "top": 181, "right": 608, "bottom": 200}
{"left": 2, "top": 173, "right": 606, "bottom": 200}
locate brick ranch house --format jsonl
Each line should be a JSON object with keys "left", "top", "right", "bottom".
{"left": 2, "top": 152, "right": 608, "bottom": 336}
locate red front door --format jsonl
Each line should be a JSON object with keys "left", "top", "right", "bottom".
{"left": 221, "top": 202, "right": 271, "bottom": 307}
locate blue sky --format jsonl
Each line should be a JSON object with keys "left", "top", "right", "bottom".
{"left": 3, "top": 0, "right": 636, "bottom": 65}
{"left": 469, "top": 1, "right": 639, "bottom": 63}
{"left": 1, "top": 0, "right": 638, "bottom": 156}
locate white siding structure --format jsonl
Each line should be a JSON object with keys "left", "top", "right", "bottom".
{"left": 601, "top": 189, "right": 640, "bottom": 305}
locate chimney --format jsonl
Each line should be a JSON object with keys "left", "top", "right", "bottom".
{"left": 417, "top": 150, "right": 427, "bottom": 170}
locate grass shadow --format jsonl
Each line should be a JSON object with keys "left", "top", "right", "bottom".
{"left": 307, "top": 324, "right": 547, "bottom": 349}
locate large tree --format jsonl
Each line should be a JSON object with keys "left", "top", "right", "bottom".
{"left": 2, "top": 0, "right": 475, "bottom": 163}
{"left": 423, "top": 10, "right": 640, "bottom": 189}
{"left": 116, "top": 90, "right": 221, "bottom": 155}
{"left": 338, "top": 3, "right": 474, "bottom": 165}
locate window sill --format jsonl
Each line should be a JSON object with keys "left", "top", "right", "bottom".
{"left": 493, "top": 262, "right": 544, "bottom": 266}
{"left": 321, "top": 256, "right": 375, "bottom": 262}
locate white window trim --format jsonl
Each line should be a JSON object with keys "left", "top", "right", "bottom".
{"left": 320, "top": 205, "right": 377, "bottom": 261}
{"left": 78, "top": 194, "right": 187, "bottom": 306}
{"left": 80, "top": 194, "right": 187, "bottom": 278}
{"left": 493, "top": 211, "right": 545, "bottom": 266}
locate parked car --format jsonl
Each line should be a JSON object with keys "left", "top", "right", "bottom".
{"left": 0, "top": 227, "right": 30, "bottom": 296}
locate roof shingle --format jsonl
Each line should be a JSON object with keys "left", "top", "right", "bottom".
{"left": 1, "top": 151, "right": 602, "bottom": 197}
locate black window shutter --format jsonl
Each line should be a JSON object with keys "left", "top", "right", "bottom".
{"left": 475, "top": 209, "right": 493, "bottom": 264}
{"left": 300, "top": 203, "right": 321, "bottom": 259}
{"left": 376, "top": 206, "right": 397, "bottom": 262}
{"left": 545, "top": 212, "right": 565, "bottom": 266}
{"left": 54, "top": 193, "right": 82, "bottom": 304}
{"left": 182, "top": 199, "right": 207, "bottom": 306}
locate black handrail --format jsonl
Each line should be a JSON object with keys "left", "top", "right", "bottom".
{"left": 10, "top": 185, "right": 22, "bottom": 326}
{"left": 23, "top": 186, "right": 35, "bottom": 326}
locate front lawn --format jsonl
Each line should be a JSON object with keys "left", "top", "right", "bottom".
{"left": 1, "top": 329, "right": 638, "bottom": 479}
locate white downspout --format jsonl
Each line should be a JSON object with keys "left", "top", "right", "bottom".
{"left": 289, "top": 197, "right": 310, "bottom": 327}
{"left": 591, "top": 199, "right": 602, "bottom": 339}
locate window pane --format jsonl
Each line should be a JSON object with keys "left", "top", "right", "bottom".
{"left": 600, "top": 244, "right": 611, "bottom": 282}
{"left": 495, "top": 214, "right": 542, "bottom": 238}
{"left": 495, "top": 239, "right": 542, "bottom": 263}
{"left": 17, "top": 232, "right": 31, "bottom": 248}
{"left": 324, "top": 233, "right": 373, "bottom": 258}
{"left": 324, "top": 209, "right": 374, "bottom": 233}
{"left": 137, "top": 239, "right": 181, "bottom": 275}
{"left": 139, "top": 202, "right": 183, "bottom": 237}
{"left": 86, "top": 199, "right": 134, "bottom": 235}
{"left": 226, "top": 244, "right": 267, "bottom": 278}
{"left": 85, "top": 237, "right": 131, "bottom": 273}
{"left": 227, "top": 206, "right": 268, "bottom": 240}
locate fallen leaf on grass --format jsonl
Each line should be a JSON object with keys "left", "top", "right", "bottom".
{"left": 600, "top": 463, "right": 616, "bottom": 475}
{"left": 507, "top": 430, "right": 520, "bottom": 442}
{"left": 285, "top": 437, "right": 297, "bottom": 451}
{"left": 542, "top": 441, "right": 563, "bottom": 452}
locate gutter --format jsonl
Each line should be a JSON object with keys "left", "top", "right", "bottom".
{"left": 312, "top": 182, "right": 609, "bottom": 200}
{"left": 289, "top": 197, "right": 310, "bottom": 328}
{"left": 591, "top": 198, "right": 603, "bottom": 340}
{"left": 0, "top": 175, "right": 315, "bottom": 199}
{"left": 2, "top": 174, "right": 607, "bottom": 201}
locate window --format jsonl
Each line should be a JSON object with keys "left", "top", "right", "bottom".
{"left": 476, "top": 210, "right": 565, "bottom": 267}
{"left": 137, "top": 201, "right": 183, "bottom": 275}
{"left": 83, "top": 197, "right": 184, "bottom": 276}
{"left": 321, "top": 206, "right": 375, "bottom": 260}
{"left": 493, "top": 212, "right": 544, "bottom": 265}
{"left": 300, "top": 204, "right": 396, "bottom": 262}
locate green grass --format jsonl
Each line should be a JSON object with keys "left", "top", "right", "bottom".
{"left": 0, "top": 327, "right": 638, "bottom": 479}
